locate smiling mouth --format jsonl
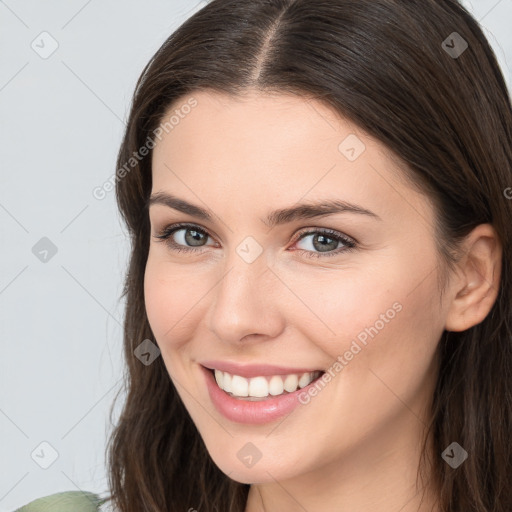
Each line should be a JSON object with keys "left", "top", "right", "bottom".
{"left": 206, "top": 367, "right": 326, "bottom": 400}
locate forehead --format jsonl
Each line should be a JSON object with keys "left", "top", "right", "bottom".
{"left": 155, "top": 89, "right": 362, "bottom": 157}
{"left": 150, "top": 89, "right": 433, "bottom": 227}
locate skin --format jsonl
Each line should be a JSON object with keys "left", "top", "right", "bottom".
{"left": 144, "top": 89, "right": 502, "bottom": 512}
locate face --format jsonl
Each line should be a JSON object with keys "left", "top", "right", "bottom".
{"left": 145, "top": 89, "right": 450, "bottom": 485}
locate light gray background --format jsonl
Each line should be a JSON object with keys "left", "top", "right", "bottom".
{"left": 0, "top": 0, "right": 510, "bottom": 510}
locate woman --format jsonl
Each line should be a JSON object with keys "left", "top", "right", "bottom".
{"left": 17, "top": 0, "right": 512, "bottom": 511}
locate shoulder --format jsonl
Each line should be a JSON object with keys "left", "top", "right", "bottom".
{"left": 14, "top": 491, "right": 108, "bottom": 512}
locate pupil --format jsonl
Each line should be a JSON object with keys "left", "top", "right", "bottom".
{"left": 313, "top": 234, "right": 337, "bottom": 252}
{"left": 185, "top": 229, "right": 205, "bottom": 246}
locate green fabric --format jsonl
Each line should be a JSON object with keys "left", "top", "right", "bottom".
{"left": 14, "top": 491, "right": 107, "bottom": 512}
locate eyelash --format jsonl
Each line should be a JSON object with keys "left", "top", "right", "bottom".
{"left": 153, "top": 222, "right": 357, "bottom": 259}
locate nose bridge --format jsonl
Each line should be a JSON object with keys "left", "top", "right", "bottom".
{"left": 208, "top": 242, "right": 283, "bottom": 343}
{"left": 219, "top": 233, "right": 271, "bottom": 303}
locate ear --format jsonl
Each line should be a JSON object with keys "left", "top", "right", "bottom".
{"left": 444, "top": 223, "right": 502, "bottom": 332}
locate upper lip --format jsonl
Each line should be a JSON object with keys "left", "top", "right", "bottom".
{"left": 201, "top": 360, "right": 325, "bottom": 378}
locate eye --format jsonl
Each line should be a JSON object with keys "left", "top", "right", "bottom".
{"left": 153, "top": 223, "right": 357, "bottom": 258}
{"left": 153, "top": 223, "right": 217, "bottom": 253}
{"left": 291, "top": 228, "right": 357, "bottom": 258}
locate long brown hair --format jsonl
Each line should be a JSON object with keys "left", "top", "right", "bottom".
{"left": 103, "top": 1, "right": 512, "bottom": 510}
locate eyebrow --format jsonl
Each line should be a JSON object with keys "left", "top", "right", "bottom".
{"left": 147, "top": 191, "right": 382, "bottom": 227}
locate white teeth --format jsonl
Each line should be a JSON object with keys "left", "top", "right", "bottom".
{"left": 214, "top": 370, "right": 223, "bottom": 388}
{"left": 248, "top": 376, "right": 268, "bottom": 397}
{"left": 213, "top": 369, "right": 322, "bottom": 398}
{"left": 231, "top": 374, "right": 249, "bottom": 397}
{"left": 268, "top": 375, "right": 284, "bottom": 396}
{"left": 298, "top": 373, "right": 312, "bottom": 388}
{"left": 283, "top": 374, "right": 299, "bottom": 392}
{"left": 223, "top": 372, "right": 232, "bottom": 393}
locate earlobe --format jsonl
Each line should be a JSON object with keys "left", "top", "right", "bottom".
{"left": 444, "top": 224, "right": 502, "bottom": 333}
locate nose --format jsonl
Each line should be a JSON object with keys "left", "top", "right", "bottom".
{"left": 206, "top": 248, "right": 285, "bottom": 345}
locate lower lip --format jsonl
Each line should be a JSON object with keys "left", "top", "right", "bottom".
{"left": 201, "top": 365, "right": 323, "bottom": 425}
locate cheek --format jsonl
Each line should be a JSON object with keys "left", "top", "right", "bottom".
{"left": 143, "top": 257, "right": 202, "bottom": 350}
{"left": 279, "top": 264, "right": 397, "bottom": 353}
{"left": 283, "top": 251, "right": 442, "bottom": 378}
{"left": 281, "top": 262, "right": 441, "bottom": 445}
